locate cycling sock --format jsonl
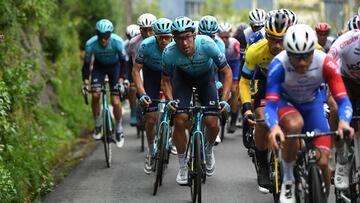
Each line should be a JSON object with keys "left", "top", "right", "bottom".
{"left": 230, "top": 112, "right": 238, "bottom": 125}
{"left": 206, "top": 142, "right": 213, "bottom": 153}
{"left": 178, "top": 153, "right": 186, "bottom": 168}
{"left": 148, "top": 142, "right": 154, "bottom": 155}
{"left": 255, "top": 149, "right": 268, "bottom": 167}
{"left": 95, "top": 116, "right": 101, "bottom": 127}
{"left": 282, "top": 161, "right": 295, "bottom": 182}
{"left": 116, "top": 119, "right": 123, "bottom": 133}
{"left": 336, "top": 145, "right": 347, "bottom": 164}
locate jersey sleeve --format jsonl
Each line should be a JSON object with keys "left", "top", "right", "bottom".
{"left": 264, "top": 59, "right": 285, "bottom": 129}
{"left": 323, "top": 56, "right": 353, "bottom": 123}
{"left": 233, "top": 39, "right": 241, "bottom": 59}
{"left": 82, "top": 40, "right": 94, "bottom": 80}
{"left": 241, "top": 44, "right": 257, "bottom": 79}
{"left": 135, "top": 41, "right": 147, "bottom": 65}
{"left": 162, "top": 46, "right": 173, "bottom": 76}
{"left": 204, "top": 38, "right": 228, "bottom": 69}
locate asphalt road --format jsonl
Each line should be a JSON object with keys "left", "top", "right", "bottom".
{"left": 43, "top": 120, "right": 336, "bottom": 203}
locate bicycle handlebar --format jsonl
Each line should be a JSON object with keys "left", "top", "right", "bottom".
{"left": 285, "top": 131, "right": 339, "bottom": 139}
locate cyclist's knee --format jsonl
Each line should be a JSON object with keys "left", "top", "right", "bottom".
{"left": 174, "top": 113, "right": 188, "bottom": 128}
{"left": 281, "top": 114, "right": 303, "bottom": 134}
{"left": 145, "top": 113, "right": 157, "bottom": 125}
{"left": 92, "top": 93, "right": 101, "bottom": 100}
{"left": 111, "top": 97, "right": 121, "bottom": 106}
{"left": 318, "top": 150, "right": 330, "bottom": 171}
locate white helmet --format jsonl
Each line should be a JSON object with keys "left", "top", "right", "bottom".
{"left": 348, "top": 15, "right": 360, "bottom": 31}
{"left": 126, "top": 24, "right": 140, "bottom": 38}
{"left": 284, "top": 24, "right": 318, "bottom": 54}
{"left": 137, "top": 13, "right": 157, "bottom": 28}
{"left": 218, "top": 22, "right": 232, "bottom": 33}
{"left": 194, "top": 20, "right": 200, "bottom": 33}
{"left": 248, "top": 8, "right": 266, "bottom": 26}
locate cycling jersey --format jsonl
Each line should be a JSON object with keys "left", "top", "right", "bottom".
{"left": 214, "top": 36, "right": 226, "bottom": 53}
{"left": 248, "top": 27, "right": 266, "bottom": 45}
{"left": 265, "top": 49, "right": 353, "bottom": 129}
{"left": 322, "top": 35, "right": 336, "bottom": 53}
{"left": 135, "top": 36, "right": 163, "bottom": 111}
{"left": 126, "top": 35, "right": 143, "bottom": 64}
{"left": 225, "top": 37, "right": 241, "bottom": 81}
{"left": 240, "top": 39, "right": 274, "bottom": 105}
{"left": 82, "top": 34, "right": 125, "bottom": 80}
{"left": 163, "top": 35, "right": 227, "bottom": 76}
{"left": 243, "top": 27, "right": 255, "bottom": 44}
{"left": 328, "top": 29, "right": 360, "bottom": 84}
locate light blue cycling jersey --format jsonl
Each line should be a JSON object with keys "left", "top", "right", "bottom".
{"left": 214, "top": 36, "right": 226, "bottom": 53}
{"left": 84, "top": 34, "right": 125, "bottom": 65}
{"left": 162, "top": 35, "right": 227, "bottom": 76}
{"left": 135, "top": 36, "right": 164, "bottom": 71}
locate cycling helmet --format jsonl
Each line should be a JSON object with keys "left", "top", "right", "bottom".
{"left": 126, "top": 24, "right": 140, "bottom": 38}
{"left": 284, "top": 24, "right": 318, "bottom": 54}
{"left": 236, "top": 23, "right": 249, "bottom": 32}
{"left": 218, "top": 22, "right": 232, "bottom": 33}
{"left": 194, "top": 20, "right": 200, "bottom": 33}
{"left": 198, "top": 15, "right": 219, "bottom": 35}
{"left": 265, "top": 11, "right": 289, "bottom": 37}
{"left": 315, "top": 22, "right": 331, "bottom": 33}
{"left": 171, "top": 16, "right": 195, "bottom": 34}
{"left": 248, "top": 8, "right": 266, "bottom": 26}
{"left": 281, "top": 8, "right": 297, "bottom": 25}
{"left": 153, "top": 18, "right": 172, "bottom": 34}
{"left": 137, "top": 13, "right": 157, "bottom": 28}
{"left": 348, "top": 15, "right": 360, "bottom": 30}
{"left": 96, "top": 19, "right": 113, "bottom": 33}
{"left": 266, "top": 10, "right": 278, "bottom": 22}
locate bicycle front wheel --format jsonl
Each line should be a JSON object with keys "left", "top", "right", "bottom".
{"left": 103, "top": 111, "right": 112, "bottom": 168}
{"left": 190, "top": 134, "right": 202, "bottom": 203}
{"left": 307, "top": 165, "right": 327, "bottom": 203}
{"left": 153, "top": 125, "right": 168, "bottom": 195}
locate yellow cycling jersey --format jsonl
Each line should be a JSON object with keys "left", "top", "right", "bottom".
{"left": 239, "top": 39, "right": 274, "bottom": 106}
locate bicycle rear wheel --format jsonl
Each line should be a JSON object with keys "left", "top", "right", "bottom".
{"left": 153, "top": 125, "right": 168, "bottom": 195}
{"left": 307, "top": 165, "right": 327, "bottom": 203}
{"left": 190, "top": 134, "right": 202, "bottom": 203}
{"left": 103, "top": 111, "right": 112, "bottom": 168}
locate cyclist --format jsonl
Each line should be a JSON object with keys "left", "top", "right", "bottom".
{"left": 248, "top": 9, "right": 277, "bottom": 46}
{"left": 233, "top": 23, "right": 249, "bottom": 70}
{"left": 239, "top": 11, "right": 289, "bottom": 193}
{"left": 126, "top": 13, "right": 157, "bottom": 126}
{"left": 243, "top": 8, "right": 266, "bottom": 45}
{"left": 124, "top": 24, "right": 140, "bottom": 89}
{"left": 328, "top": 27, "right": 360, "bottom": 190}
{"left": 81, "top": 19, "right": 126, "bottom": 148}
{"left": 132, "top": 18, "right": 173, "bottom": 174}
{"left": 218, "top": 22, "right": 241, "bottom": 133}
{"left": 161, "top": 16, "right": 233, "bottom": 185}
{"left": 265, "top": 24, "right": 354, "bottom": 202}
{"left": 315, "top": 22, "right": 333, "bottom": 53}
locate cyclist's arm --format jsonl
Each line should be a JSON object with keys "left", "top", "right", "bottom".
{"left": 82, "top": 44, "right": 93, "bottom": 84}
{"left": 161, "top": 47, "right": 173, "bottom": 100}
{"left": 161, "top": 74, "right": 173, "bottom": 100}
{"left": 219, "top": 65, "right": 233, "bottom": 101}
{"left": 323, "top": 56, "right": 353, "bottom": 123}
{"left": 239, "top": 52, "right": 256, "bottom": 114}
{"left": 132, "top": 62, "right": 145, "bottom": 95}
{"left": 264, "top": 59, "right": 284, "bottom": 129}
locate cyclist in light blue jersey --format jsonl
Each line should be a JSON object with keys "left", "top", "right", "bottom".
{"left": 161, "top": 16, "right": 233, "bottom": 185}
{"left": 132, "top": 18, "right": 173, "bottom": 174}
{"left": 81, "top": 19, "right": 126, "bottom": 148}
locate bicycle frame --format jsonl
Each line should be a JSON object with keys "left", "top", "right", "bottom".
{"left": 101, "top": 87, "right": 113, "bottom": 134}
{"left": 153, "top": 101, "right": 172, "bottom": 157}
{"left": 189, "top": 108, "right": 206, "bottom": 171}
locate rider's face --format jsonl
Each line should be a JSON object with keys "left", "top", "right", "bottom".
{"left": 174, "top": 31, "right": 196, "bottom": 56}
{"left": 140, "top": 27, "right": 155, "bottom": 39}
{"left": 97, "top": 32, "right": 111, "bottom": 47}
{"left": 266, "top": 34, "right": 284, "bottom": 56}
{"left": 155, "top": 34, "right": 173, "bottom": 50}
{"left": 219, "top": 33, "right": 230, "bottom": 47}
{"left": 288, "top": 51, "right": 314, "bottom": 74}
{"left": 316, "top": 32, "right": 329, "bottom": 47}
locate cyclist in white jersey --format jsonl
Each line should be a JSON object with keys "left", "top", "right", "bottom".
{"left": 243, "top": 8, "right": 266, "bottom": 44}
{"left": 328, "top": 28, "right": 360, "bottom": 190}
{"left": 126, "top": 13, "right": 157, "bottom": 126}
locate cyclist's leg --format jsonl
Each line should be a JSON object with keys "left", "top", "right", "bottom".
{"left": 276, "top": 98, "right": 303, "bottom": 202}
{"left": 90, "top": 63, "right": 106, "bottom": 137}
{"left": 127, "top": 58, "right": 138, "bottom": 126}
{"left": 108, "top": 63, "right": 123, "bottom": 128}
{"left": 228, "top": 60, "right": 240, "bottom": 132}
{"left": 301, "top": 96, "right": 332, "bottom": 195}
{"left": 172, "top": 68, "right": 192, "bottom": 184}
{"left": 142, "top": 68, "right": 161, "bottom": 156}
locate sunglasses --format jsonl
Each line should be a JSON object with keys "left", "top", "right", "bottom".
{"left": 174, "top": 33, "right": 195, "bottom": 41}
{"left": 287, "top": 51, "right": 314, "bottom": 60}
{"left": 156, "top": 34, "right": 173, "bottom": 41}
{"left": 266, "top": 33, "right": 283, "bottom": 43}
{"left": 97, "top": 32, "right": 111, "bottom": 40}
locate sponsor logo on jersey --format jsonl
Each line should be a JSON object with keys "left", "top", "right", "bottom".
{"left": 340, "top": 36, "right": 358, "bottom": 49}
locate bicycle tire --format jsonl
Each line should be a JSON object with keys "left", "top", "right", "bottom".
{"left": 307, "top": 165, "right": 327, "bottom": 203}
{"left": 153, "top": 125, "right": 168, "bottom": 195}
{"left": 220, "top": 115, "right": 226, "bottom": 141}
{"left": 269, "top": 152, "right": 281, "bottom": 203}
{"left": 191, "top": 134, "right": 202, "bottom": 203}
{"left": 103, "top": 110, "right": 112, "bottom": 168}
{"left": 349, "top": 155, "right": 360, "bottom": 202}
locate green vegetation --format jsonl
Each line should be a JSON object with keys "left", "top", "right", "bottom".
{"left": 0, "top": 0, "right": 161, "bottom": 202}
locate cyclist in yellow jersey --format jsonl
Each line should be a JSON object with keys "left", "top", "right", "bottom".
{"left": 239, "top": 11, "right": 289, "bottom": 193}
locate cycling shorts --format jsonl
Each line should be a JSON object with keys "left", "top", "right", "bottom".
{"left": 143, "top": 68, "right": 162, "bottom": 112}
{"left": 91, "top": 60, "right": 120, "bottom": 95}
{"left": 228, "top": 59, "right": 240, "bottom": 82}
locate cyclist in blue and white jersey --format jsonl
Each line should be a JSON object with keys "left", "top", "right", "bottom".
{"left": 161, "top": 16, "right": 233, "bottom": 185}
{"left": 81, "top": 19, "right": 126, "bottom": 148}
{"left": 132, "top": 18, "right": 173, "bottom": 174}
